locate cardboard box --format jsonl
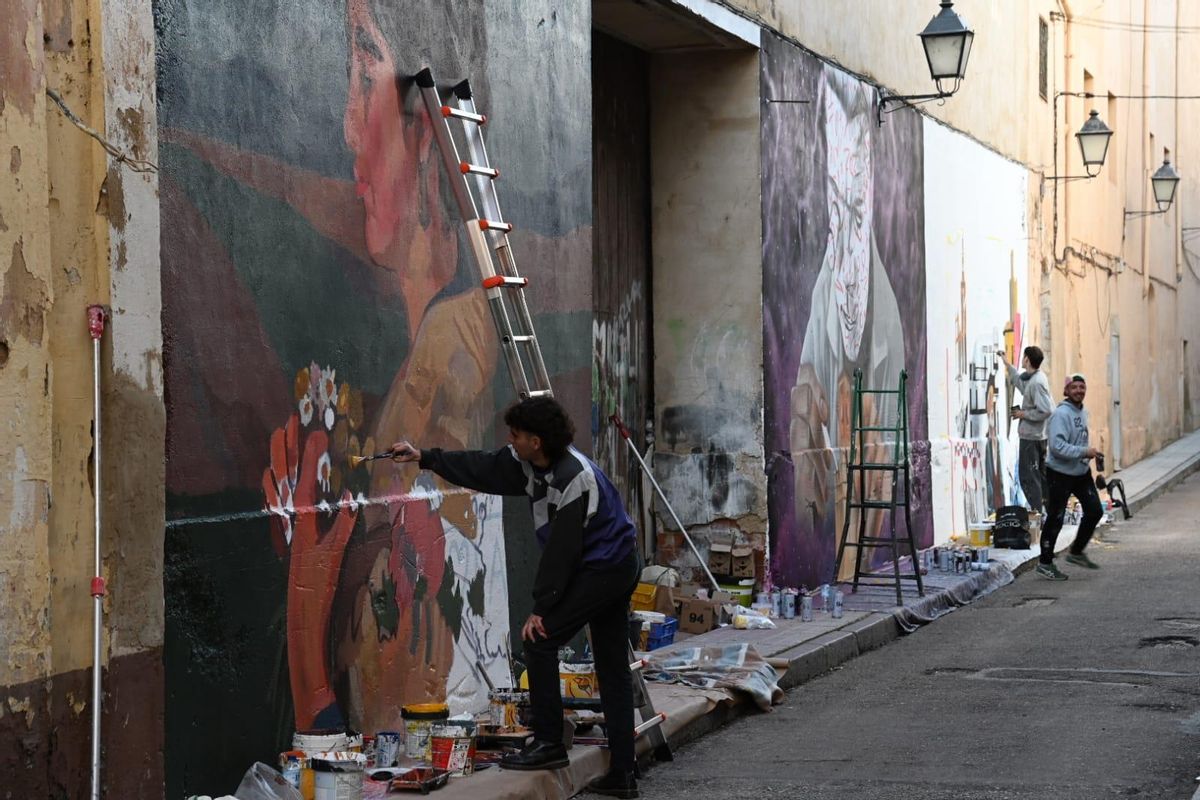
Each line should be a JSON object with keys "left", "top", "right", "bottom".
{"left": 730, "top": 545, "right": 755, "bottom": 578}
{"left": 676, "top": 588, "right": 736, "bottom": 634}
{"left": 708, "top": 541, "right": 732, "bottom": 576}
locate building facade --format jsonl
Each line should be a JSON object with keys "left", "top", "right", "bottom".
{"left": 1, "top": 1, "right": 1196, "bottom": 796}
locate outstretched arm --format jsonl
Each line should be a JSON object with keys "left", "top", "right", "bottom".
{"left": 392, "top": 441, "right": 529, "bottom": 496}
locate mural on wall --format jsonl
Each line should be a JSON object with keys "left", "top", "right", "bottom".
{"left": 762, "top": 35, "right": 932, "bottom": 591}
{"left": 158, "top": 0, "right": 590, "bottom": 793}
{"left": 923, "top": 119, "right": 1030, "bottom": 540}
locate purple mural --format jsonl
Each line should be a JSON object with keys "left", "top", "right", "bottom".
{"left": 762, "top": 35, "right": 931, "bottom": 591}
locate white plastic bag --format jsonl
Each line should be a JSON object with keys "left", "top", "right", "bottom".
{"left": 234, "top": 762, "right": 303, "bottom": 800}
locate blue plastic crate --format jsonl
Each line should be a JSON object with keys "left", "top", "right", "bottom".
{"left": 645, "top": 616, "right": 677, "bottom": 651}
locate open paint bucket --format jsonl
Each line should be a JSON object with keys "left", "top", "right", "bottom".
{"left": 429, "top": 723, "right": 476, "bottom": 777}
{"left": 311, "top": 751, "right": 365, "bottom": 800}
{"left": 400, "top": 703, "right": 448, "bottom": 761}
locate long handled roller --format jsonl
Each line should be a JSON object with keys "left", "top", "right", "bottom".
{"left": 609, "top": 414, "right": 720, "bottom": 592}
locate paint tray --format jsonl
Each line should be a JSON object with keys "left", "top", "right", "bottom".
{"left": 386, "top": 766, "right": 450, "bottom": 793}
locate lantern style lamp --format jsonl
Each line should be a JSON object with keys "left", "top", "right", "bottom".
{"left": 919, "top": 0, "right": 975, "bottom": 95}
{"left": 877, "top": 0, "right": 975, "bottom": 124}
{"left": 1151, "top": 158, "right": 1181, "bottom": 211}
{"left": 1075, "top": 110, "right": 1113, "bottom": 178}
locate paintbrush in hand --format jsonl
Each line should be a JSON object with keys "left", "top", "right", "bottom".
{"left": 347, "top": 451, "right": 394, "bottom": 468}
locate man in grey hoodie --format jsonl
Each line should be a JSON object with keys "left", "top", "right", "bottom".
{"left": 1037, "top": 373, "right": 1104, "bottom": 580}
{"left": 998, "top": 346, "right": 1053, "bottom": 512}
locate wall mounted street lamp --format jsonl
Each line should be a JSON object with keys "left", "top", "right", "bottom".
{"left": 1125, "top": 158, "right": 1181, "bottom": 218}
{"left": 877, "top": 0, "right": 974, "bottom": 124}
{"left": 1047, "top": 110, "right": 1114, "bottom": 181}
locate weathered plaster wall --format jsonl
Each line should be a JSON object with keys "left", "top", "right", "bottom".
{"left": 649, "top": 47, "right": 766, "bottom": 582}
{"left": 155, "top": 1, "right": 591, "bottom": 794}
{"left": 762, "top": 34, "right": 932, "bottom": 591}
{"left": 923, "top": 118, "right": 1029, "bottom": 542}
{"left": 1, "top": 0, "right": 165, "bottom": 797}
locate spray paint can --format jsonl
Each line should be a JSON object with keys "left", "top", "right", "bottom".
{"left": 938, "top": 548, "right": 951, "bottom": 572}
{"left": 831, "top": 590, "right": 844, "bottom": 619}
{"left": 800, "top": 593, "right": 814, "bottom": 622}
{"left": 782, "top": 590, "right": 796, "bottom": 619}
{"left": 819, "top": 584, "right": 831, "bottom": 613}
{"left": 771, "top": 589, "right": 783, "bottom": 618}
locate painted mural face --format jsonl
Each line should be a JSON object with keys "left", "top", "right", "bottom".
{"left": 762, "top": 38, "right": 931, "bottom": 591}
{"left": 824, "top": 81, "right": 873, "bottom": 362}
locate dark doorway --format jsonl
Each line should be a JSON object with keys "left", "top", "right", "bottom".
{"left": 592, "top": 30, "right": 653, "bottom": 554}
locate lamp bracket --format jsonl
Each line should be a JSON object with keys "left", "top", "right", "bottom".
{"left": 1123, "top": 208, "right": 1168, "bottom": 220}
{"left": 876, "top": 89, "right": 953, "bottom": 126}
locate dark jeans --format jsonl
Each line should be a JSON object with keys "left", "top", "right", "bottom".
{"left": 1040, "top": 467, "right": 1104, "bottom": 565}
{"left": 523, "top": 550, "right": 639, "bottom": 772}
{"left": 1018, "top": 438, "right": 1048, "bottom": 512}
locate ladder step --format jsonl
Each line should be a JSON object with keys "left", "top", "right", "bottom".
{"left": 857, "top": 536, "right": 918, "bottom": 544}
{"left": 634, "top": 713, "right": 667, "bottom": 737}
{"left": 482, "top": 275, "right": 528, "bottom": 289}
{"left": 850, "top": 500, "right": 906, "bottom": 509}
{"left": 460, "top": 162, "right": 499, "bottom": 178}
{"left": 505, "top": 334, "right": 536, "bottom": 344}
{"left": 524, "top": 389, "right": 554, "bottom": 399}
{"left": 441, "top": 105, "right": 486, "bottom": 124}
{"left": 478, "top": 219, "right": 513, "bottom": 233}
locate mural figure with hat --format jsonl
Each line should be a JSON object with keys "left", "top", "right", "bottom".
{"left": 1036, "top": 372, "right": 1104, "bottom": 580}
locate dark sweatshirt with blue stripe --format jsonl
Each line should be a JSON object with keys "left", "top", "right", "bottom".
{"left": 418, "top": 445, "right": 637, "bottom": 616}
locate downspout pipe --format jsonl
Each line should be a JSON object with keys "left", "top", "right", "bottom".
{"left": 87, "top": 305, "right": 107, "bottom": 800}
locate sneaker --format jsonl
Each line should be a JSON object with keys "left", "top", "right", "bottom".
{"left": 499, "top": 739, "right": 570, "bottom": 771}
{"left": 587, "top": 769, "right": 640, "bottom": 798}
{"left": 1065, "top": 552, "right": 1099, "bottom": 569}
{"left": 1035, "top": 563, "right": 1069, "bottom": 581}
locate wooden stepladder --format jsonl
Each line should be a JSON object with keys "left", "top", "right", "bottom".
{"left": 833, "top": 369, "right": 925, "bottom": 605}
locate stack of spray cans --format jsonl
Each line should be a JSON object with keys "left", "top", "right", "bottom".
{"left": 929, "top": 544, "right": 990, "bottom": 573}
{"left": 793, "top": 584, "right": 844, "bottom": 622}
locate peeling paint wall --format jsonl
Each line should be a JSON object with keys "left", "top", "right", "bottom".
{"left": 650, "top": 47, "right": 766, "bottom": 582}
{"left": 155, "top": 1, "right": 591, "bottom": 794}
{"left": 1, "top": 0, "right": 165, "bottom": 796}
{"left": 923, "top": 118, "right": 1030, "bottom": 542}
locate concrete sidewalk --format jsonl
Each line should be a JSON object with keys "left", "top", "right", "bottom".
{"left": 370, "top": 430, "right": 1200, "bottom": 800}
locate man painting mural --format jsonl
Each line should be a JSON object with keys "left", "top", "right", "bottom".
{"left": 789, "top": 68, "right": 906, "bottom": 579}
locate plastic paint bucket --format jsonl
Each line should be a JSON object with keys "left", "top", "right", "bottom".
{"left": 968, "top": 523, "right": 992, "bottom": 547}
{"left": 292, "top": 730, "right": 349, "bottom": 800}
{"left": 311, "top": 751, "right": 365, "bottom": 800}
{"left": 429, "top": 724, "right": 476, "bottom": 777}
{"left": 718, "top": 579, "right": 755, "bottom": 608}
{"left": 401, "top": 703, "right": 449, "bottom": 761}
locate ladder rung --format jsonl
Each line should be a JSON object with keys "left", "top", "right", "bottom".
{"left": 505, "top": 334, "right": 536, "bottom": 343}
{"left": 460, "top": 162, "right": 499, "bottom": 178}
{"left": 851, "top": 500, "right": 906, "bottom": 509}
{"left": 634, "top": 713, "right": 667, "bottom": 737}
{"left": 848, "top": 463, "right": 905, "bottom": 471}
{"left": 523, "top": 389, "right": 554, "bottom": 399}
{"left": 441, "top": 105, "right": 486, "bottom": 124}
{"left": 482, "top": 275, "right": 527, "bottom": 289}
{"left": 852, "top": 576, "right": 924, "bottom": 583}
{"left": 478, "top": 219, "right": 513, "bottom": 232}
{"left": 857, "top": 536, "right": 917, "bottom": 544}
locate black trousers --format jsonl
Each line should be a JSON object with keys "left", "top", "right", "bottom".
{"left": 1040, "top": 467, "right": 1104, "bottom": 564}
{"left": 1018, "top": 438, "right": 1048, "bottom": 512}
{"left": 524, "top": 550, "right": 639, "bottom": 772}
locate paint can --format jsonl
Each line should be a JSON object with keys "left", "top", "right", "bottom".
{"left": 938, "top": 548, "right": 951, "bottom": 572}
{"left": 401, "top": 703, "right": 449, "bottom": 761}
{"left": 771, "top": 589, "right": 783, "bottom": 618}
{"left": 293, "top": 730, "right": 350, "bottom": 799}
{"left": 279, "top": 751, "right": 305, "bottom": 790}
{"left": 311, "top": 751, "right": 365, "bottom": 800}
{"left": 819, "top": 584, "right": 831, "bottom": 612}
{"left": 831, "top": 590, "right": 844, "bottom": 619}
{"left": 374, "top": 731, "right": 401, "bottom": 768}
{"left": 800, "top": 593, "right": 814, "bottom": 622}
{"left": 429, "top": 723, "right": 476, "bottom": 777}
{"left": 756, "top": 591, "right": 771, "bottom": 609}
{"left": 782, "top": 590, "right": 796, "bottom": 619}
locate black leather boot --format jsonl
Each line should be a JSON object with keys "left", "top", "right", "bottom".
{"left": 587, "top": 768, "right": 640, "bottom": 798}
{"left": 499, "top": 739, "right": 570, "bottom": 771}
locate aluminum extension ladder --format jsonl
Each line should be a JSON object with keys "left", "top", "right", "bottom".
{"left": 416, "top": 67, "right": 671, "bottom": 763}
{"left": 832, "top": 368, "right": 925, "bottom": 605}
{"left": 415, "top": 68, "right": 551, "bottom": 401}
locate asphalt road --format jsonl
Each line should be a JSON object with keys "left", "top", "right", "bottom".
{"left": 628, "top": 474, "right": 1200, "bottom": 800}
